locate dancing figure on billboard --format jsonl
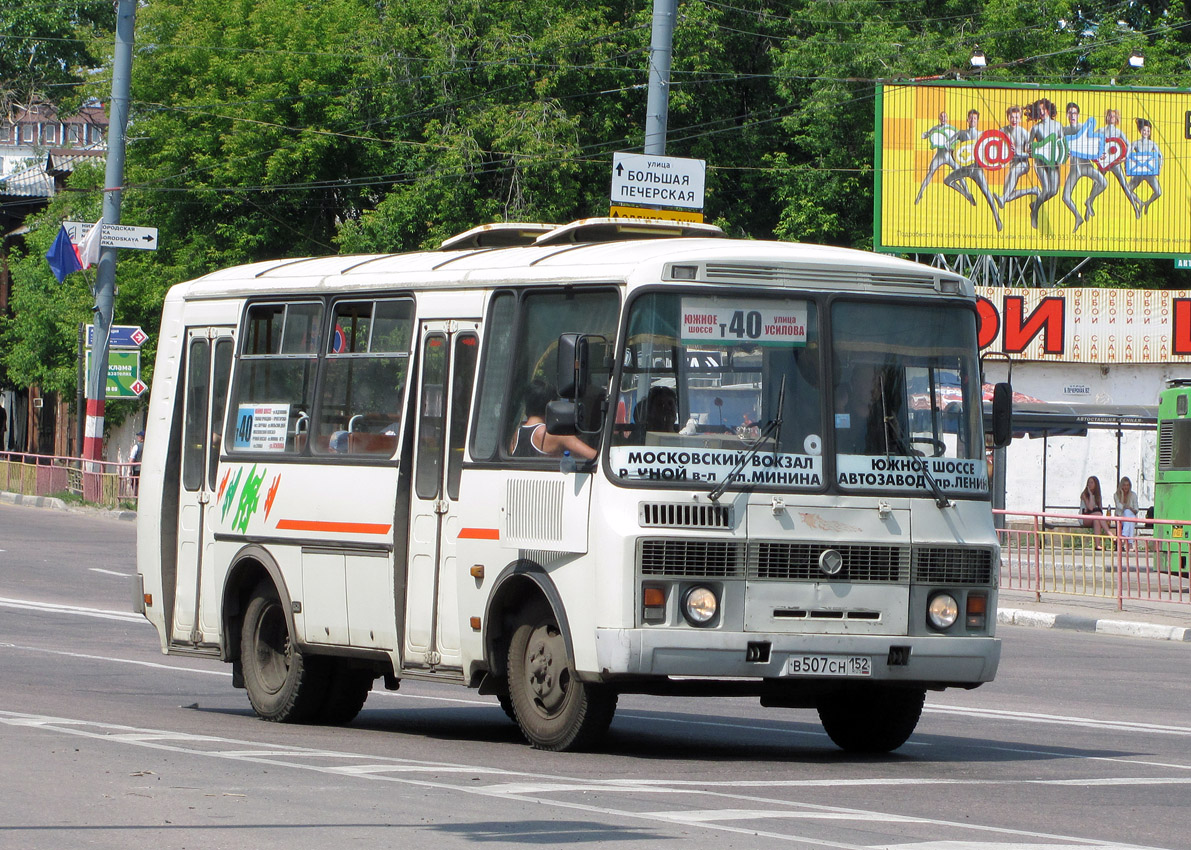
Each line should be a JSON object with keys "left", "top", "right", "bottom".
{"left": 1102, "top": 108, "right": 1142, "bottom": 218}
{"left": 944, "top": 109, "right": 1003, "bottom": 231}
{"left": 1025, "top": 98, "right": 1064, "bottom": 229}
{"left": 1127, "top": 118, "right": 1163, "bottom": 214}
{"left": 994, "top": 105, "right": 1037, "bottom": 209}
{"left": 915, "top": 111, "right": 972, "bottom": 205}
{"left": 1060, "top": 102, "right": 1107, "bottom": 232}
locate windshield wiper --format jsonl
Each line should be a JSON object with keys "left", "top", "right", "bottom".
{"left": 883, "top": 414, "right": 952, "bottom": 509}
{"left": 709, "top": 377, "right": 785, "bottom": 503}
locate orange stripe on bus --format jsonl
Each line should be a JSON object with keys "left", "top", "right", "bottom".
{"left": 276, "top": 519, "right": 392, "bottom": 535}
{"left": 458, "top": 527, "right": 500, "bottom": 540}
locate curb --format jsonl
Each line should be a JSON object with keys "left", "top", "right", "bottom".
{"left": 0, "top": 491, "right": 68, "bottom": 511}
{"left": 0, "top": 490, "right": 137, "bottom": 521}
{"left": 998, "top": 607, "right": 1191, "bottom": 642}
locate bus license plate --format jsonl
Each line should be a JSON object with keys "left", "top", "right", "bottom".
{"left": 785, "top": 655, "right": 871, "bottom": 677}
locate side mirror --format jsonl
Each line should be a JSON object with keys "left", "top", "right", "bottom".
{"left": 556, "top": 333, "right": 589, "bottom": 399}
{"left": 991, "top": 382, "right": 1012, "bottom": 448}
{"left": 545, "top": 399, "right": 579, "bottom": 435}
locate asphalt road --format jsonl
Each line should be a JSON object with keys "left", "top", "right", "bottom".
{"left": 3, "top": 502, "right": 1191, "bottom": 850}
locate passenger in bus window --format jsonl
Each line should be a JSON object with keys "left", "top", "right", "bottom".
{"left": 634, "top": 385, "right": 679, "bottom": 433}
{"left": 510, "top": 379, "right": 596, "bottom": 460}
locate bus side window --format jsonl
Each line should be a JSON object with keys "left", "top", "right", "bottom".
{"left": 501, "top": 289, "right": 619, "bottom": 460}
{"left": 315, "top": 298, "right": 413, "bottom": 458}
{"left": 228, "top": 301, "right": 321, "bottom": 454}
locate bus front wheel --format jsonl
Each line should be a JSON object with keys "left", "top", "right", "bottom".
{"left": 241, "top": 582, "right": 328, "bottom": 723}
{"left": 817, "top": 686, "right": 925, "bottom": 753}
{"left": 506, "top": 609, "right": 616, "bottom": 751}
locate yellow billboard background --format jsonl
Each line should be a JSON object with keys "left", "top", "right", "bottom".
{"left": 878, "top": 83, "right": 1190, "bottom": 256}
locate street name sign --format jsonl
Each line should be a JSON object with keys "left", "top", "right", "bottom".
{"left": 85, "top": 350, "right": 147, "bottom": 398}
{"left": 100, "top": 224, "right": 158, "bottom": 251}
{"left": 86, "top": 324, "right": 148, "bottom": 348}
{"left": 610, "top": 152, "right": 706, "bottom": 211}
{"left": 64, "top": 221, "right": 159, "bottom": 251}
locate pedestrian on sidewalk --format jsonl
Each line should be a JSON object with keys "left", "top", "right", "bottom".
{"left": 1114, "top": 476, "right": 1139, "bottom": 549}
{"left": 1079, "top": 476, "right": 1110, "bottom": 548}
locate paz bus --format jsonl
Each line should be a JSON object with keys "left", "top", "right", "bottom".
{"left": 135, "top": 217, "right": 1010, "bottom": 753}
{"left": 1154, "top": 380, "right": 1191, "bottom": 574}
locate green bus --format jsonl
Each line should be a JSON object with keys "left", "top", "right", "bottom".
{"left": 1154, "top": 380, "right": 1191, "bottom": 574}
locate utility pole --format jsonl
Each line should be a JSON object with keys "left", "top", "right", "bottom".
{"left": 643, "top": 0, "right": 676, "bottom": 156}
{"left": 84, "top": 0, "right": 136, "bottom": 462}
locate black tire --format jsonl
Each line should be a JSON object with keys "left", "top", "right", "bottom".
{"left": 506, "top": 608, "right": 617, "bottom": 751}
{"left": 496, "top": 693, "right": 518, "bottom": 723}
{"left": 817, "top": 686, "right": 925, "bottom": 753}
{"left": 317, "top": 661, "right": 375, "bottom": 725}
{"left": 241, "top": 582, "right": 329, "bottom": 723}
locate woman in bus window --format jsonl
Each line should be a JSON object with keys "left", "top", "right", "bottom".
{"left": 510, "top": 379, "right": 596, "bottom": 460}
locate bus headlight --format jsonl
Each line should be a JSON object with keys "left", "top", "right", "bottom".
{"left": 927, "top": 593, "right": 959, "bottom": 631}
{"left": 682, "top": 586, "right": 718, "bottom": 626}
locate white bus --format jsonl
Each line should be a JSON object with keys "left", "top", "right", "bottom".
{"left": 136, "top": 218, "right": 1009, "bottom": 753}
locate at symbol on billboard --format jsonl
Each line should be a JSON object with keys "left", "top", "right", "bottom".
{"left": 974, "top": 130, "right": 1014, "bottom": 171}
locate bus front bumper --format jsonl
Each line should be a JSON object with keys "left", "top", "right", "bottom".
{"left": 592, "top": 628, "right": 1000, "bottom": 686}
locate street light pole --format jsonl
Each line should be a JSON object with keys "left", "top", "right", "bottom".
{"left": 84, "top": 0, "right": 136, "bottom": 462}
{"left": 643, "top": 0, "right": 676, "bottom": 156}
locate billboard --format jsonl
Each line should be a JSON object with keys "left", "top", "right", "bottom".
{"left": 876, "top": 82, "right": 1190, "bottom": 257}
{"left": 975, "top": 286, "right": 1191, "bottom": 363}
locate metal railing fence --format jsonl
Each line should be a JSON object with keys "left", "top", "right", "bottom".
{"left": 0, "top": 451, "right": 138, "bottom": 510}
{"left": 997, "top": 509, "right": 1191, "bottom": 609}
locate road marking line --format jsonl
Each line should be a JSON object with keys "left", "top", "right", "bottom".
{"left": 0, "top": 597, "right": 144, "bottom": 623}
{"left": 89, "top": 568, "right": 132, "bottom": 577}
{"left": 0, "top": 710, "right": 1172, "bottom": 850}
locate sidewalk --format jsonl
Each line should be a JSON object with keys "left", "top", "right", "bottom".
{"left": 0, "top": 490, "right": 138, "bottom": 522}
{"left": 998, "top": 588, "right": 1191, "bottom": 643}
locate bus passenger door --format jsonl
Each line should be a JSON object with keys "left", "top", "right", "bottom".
{"left": 171, "top": 328, "right": 234, "bottom": 649}
{"left": 404, "top": 321, "right": 480, "bottom": 672}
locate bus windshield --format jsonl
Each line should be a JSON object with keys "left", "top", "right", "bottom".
{"left": 832, "top": 300, "right": 987, "bottom": 498}
{"left": 608, "top": 291, "right": 988, "bottom": 498}
{"left": 609, "top": 290, "right": 825, "bottom": 490}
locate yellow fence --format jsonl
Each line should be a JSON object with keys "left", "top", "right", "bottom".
{"left": 0, "top": 452, "right": 137, "bottom": 511}
{"left": 997, "top": 510, "right": 1191, "bottom": 607}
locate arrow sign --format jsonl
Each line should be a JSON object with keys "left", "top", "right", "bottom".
{"left": 87, "top": 324, "right": 148, "bottom": 348}
{"left": 100, "top": 224, "right": 159, "bottom": 251}
{"left": 610, "top": 152, "right": 705, "bottom": 210}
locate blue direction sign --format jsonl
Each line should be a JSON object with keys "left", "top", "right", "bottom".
{"left": 86, "top": 324, "right": 148, "bottom": 348}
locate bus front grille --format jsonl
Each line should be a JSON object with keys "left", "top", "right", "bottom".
{"left": 638, "top": 539, "right": 993, "bottom": 585}
{"left": 639, "top": 539, "right": 745, "bottom": 577}
{"left": 750, "top": 542, "right": 908, "bottom": 582}
{"left": 912, "top": 547, "right": 994, "bottom": 585}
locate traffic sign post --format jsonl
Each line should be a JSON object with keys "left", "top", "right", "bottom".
{"left": 610, "top": 152, "right": 705, "bottom": 211}
{"left": 84, "top": 350, "right": 146, "bottom": 398}
{"left": 86, "top": 324, "right": 147, "bottom": 348}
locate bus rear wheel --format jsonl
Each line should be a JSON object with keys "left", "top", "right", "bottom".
{"left": 506, "top": 609, "right": 616, "bottom": 751}
{"left": 817, "top": 686, "right": 925, "bottom": 753}
{"left": 317, "top": 662, "right": 375, "bottom": 725}
{"left": 241, "top": 582, "right": 328, "bottom": 723}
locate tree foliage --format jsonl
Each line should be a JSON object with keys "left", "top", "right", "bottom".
{"left": 5, "top": 0, "right": 1191, "bottom": 396}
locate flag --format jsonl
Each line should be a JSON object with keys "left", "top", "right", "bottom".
{"left": 45, "top": 224, "right": 82, "bottom": 283}
{"left": 78, "top": 219, "right": 103, "bottom": 269}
